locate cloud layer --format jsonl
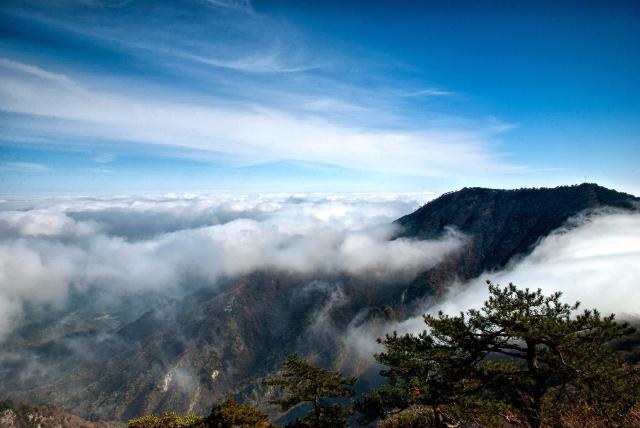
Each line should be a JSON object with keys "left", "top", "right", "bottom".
{"left": 341, "top": 208, "right": 640, "bottom": 361}
{"left": 0, "top": 192, "right": 466, "bottom": 339}
{"left": 397, "top": 209, "right": 640, "bottom": 334}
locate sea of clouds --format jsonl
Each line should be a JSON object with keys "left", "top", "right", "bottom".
{"left": 381, "top": 209, "right": 640, "bottom": 345}
{"left": 0, "top": 191, "right": 468, "bottom": 339}
{"left": 2, "top": 192, "right": 638, "bottom": 347}
{"left": 344, "top": 207, "right": 640, "bottom": 359}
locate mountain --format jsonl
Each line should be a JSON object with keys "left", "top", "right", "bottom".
{"left": 1, "top": 184, "right": 637, "bottom": 421}
{"left": 395, "top": 183, "right": 639, "bottom": 302}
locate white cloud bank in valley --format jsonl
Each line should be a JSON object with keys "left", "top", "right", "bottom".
{"left": 0, "top": 192, "right": 467, "bottom": 339}
{"left": 398, "top": 209, "right": 640, "bottom": 334}
{"left": 3, "top": 193, "right": 637, "bottom": 348}
{"left": 345, "top": 208, "right": 640, "bottom": 360}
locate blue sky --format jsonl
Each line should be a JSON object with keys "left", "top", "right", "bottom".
{"left": 0, "top": 0, "right": 639, "bottom": 195}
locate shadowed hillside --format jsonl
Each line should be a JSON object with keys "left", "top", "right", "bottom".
{"left": 395, "top": 183, "right": 638, "bottom": 303}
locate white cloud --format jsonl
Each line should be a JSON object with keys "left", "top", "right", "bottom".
{"left": 0, "top": 210, "right": 92, "bottom": 237}
{"left": 203, "top": 0, "right": 252, "bottom": 11}
{"left": 341, "top": 208, "right": 640, "bottom": 361}
{"left": 0, "top": 58, "right": 521, "bottom": 177}
{"left": 0, "top": 192, "right": 465, "bottom": 340}
{"left": 409, "top": 88, "right": 455, "bottom": 97}
{"left": 0, "top": 162, "right": 50, "bottom": 173}
{"left": 396, "top": 209, "right": 640, "bottom": 336}
{"left": 0, "top": 57, "right": 79, "bottom": 90}
{"left": 183, "top": 52, "right": 317, "bottom": 73}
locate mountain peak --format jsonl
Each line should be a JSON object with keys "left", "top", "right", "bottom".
{"left": 398, "top": 183, "right": 637, "bottom": 238}
{"left": 395, "top": 183, "right": 638, "bottom": 301}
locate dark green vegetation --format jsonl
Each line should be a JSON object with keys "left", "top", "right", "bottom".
{"left": 123, "top": 355, "right": 357, "bottom": 427}
{"left": 265, "top": 354, "right": 355, "bottom": 428}
{"left": 359, "top": 282, "right": 640, "bottom": 427}
{"left": 126, "top": 400, "right": 274, "bottom": 428}
{"left": 124, "top": 283, "right": 639, "bottom": 427}
{"left": 1, "top": 184, "right": 639, "bottom": 422}
{"left": 207, "top": 400, "right": 273, "bottom": 427}
{"left": 128, "top": 412, "right": 205, "bottom": 428}
{"left": 395, "top": 184, "right": 639, "bottom": 302}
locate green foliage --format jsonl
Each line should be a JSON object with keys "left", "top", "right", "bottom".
{"left": 265, "top": 353, "right": 355, "bottom": 428}
{"left": 127, "top": 411, "right": 205, "bottom": 428}
{"left": 364, "top": 282, "right": 639, "bottom": 428}
{"left": 127, "top": 401, "right": 275, "bottom": 428}
{"left": 284, "top": 403, "right": 350, "bottom": 428}
{"left": 375, "top": 405, "right": 432, "bottom": 428}
{"left": 207, "top": 399, "right": 272, "bottom": 427}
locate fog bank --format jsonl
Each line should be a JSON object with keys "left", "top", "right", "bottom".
{"left": 0, "top": 192, "right": 466, "bottom": 339}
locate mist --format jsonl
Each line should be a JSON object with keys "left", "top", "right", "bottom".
{"left": 396, "top": 208, "right": 640, "bottom": 335}
{"left": 0, "top": 191, "right": 466, "bottom": 340}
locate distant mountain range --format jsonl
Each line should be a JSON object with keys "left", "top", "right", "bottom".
{"left": 1, "top": 183, "right": 637, "bottom": 422}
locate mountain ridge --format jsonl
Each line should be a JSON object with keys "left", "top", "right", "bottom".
{"left": 394, "top": 183, "right": 638, "bottom": 303}
{"left": 1, "top": 183, "right": 637, "bottom": 421}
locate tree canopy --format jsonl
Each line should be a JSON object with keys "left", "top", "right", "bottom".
{"left": 362, "top": 282, "right": 639, "bottom": 427}
{"left": 207, "top": 399, "right": 273, "bottom": 428}
{"left": 265, "top": 353, "right": 356, "bottom": 428}
{"left": 128, "top": 411, "right": 205, "bottom": 428}
{"left": 126, "top": 283, "right": 639, "bottom": 428}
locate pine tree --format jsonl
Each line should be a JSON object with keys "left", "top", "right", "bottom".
{"left": 207, "top": 399, "right": 273, "bottom": 427}
{"left": 366, "top": 282, "right": 638, "bottom": 427}
{"left": 265, "top": 353, "right": 356, "bottom": 428}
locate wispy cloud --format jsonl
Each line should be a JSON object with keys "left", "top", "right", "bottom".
{"left": 92, "top": 153, "right": 116, "bottom": 164}
{"left": 0, "top": 0, "right": 528, "bottom": 187}
{"left": 409, "top": 88, "right": 456, "bottom": 97}
{"left": 0, "top": 162, "right": 49, "bottom": 173}
{"left": 0, "top": 57, "right": 521, "bottom": 177}
{"left": 202, "top": 0, "right": 253, "bottom": 12}
{"left": 0, "top": 58, "right": 78, "bottom": 89}
{"left": 182, "top": 52, "right": 318, "bottom": 73}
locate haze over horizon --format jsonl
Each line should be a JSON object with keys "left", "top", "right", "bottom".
{"left": 1, "top": 0, "right": 639, "bottom": 195}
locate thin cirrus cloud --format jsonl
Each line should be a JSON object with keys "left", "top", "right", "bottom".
{"left": 0, "top": 56, "right": 521, "bottom": 177}
{"left": 409, "top": 88, "right": 456, "bottom": 97}
{"left": 0, "top": 162, "right": 50, "bottom": 173}
{"left": 203, "top": 0, "right": 252, "bottom": 11}
{"left": 0, "top": 0, "right": 526, "bottom": 186}
{"left": 182, "top": 52, "right": 321, "bottom": 73}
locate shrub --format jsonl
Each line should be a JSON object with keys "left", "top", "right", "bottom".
{"left": 128, "top": 411, "right": 205, "bottom": 428}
